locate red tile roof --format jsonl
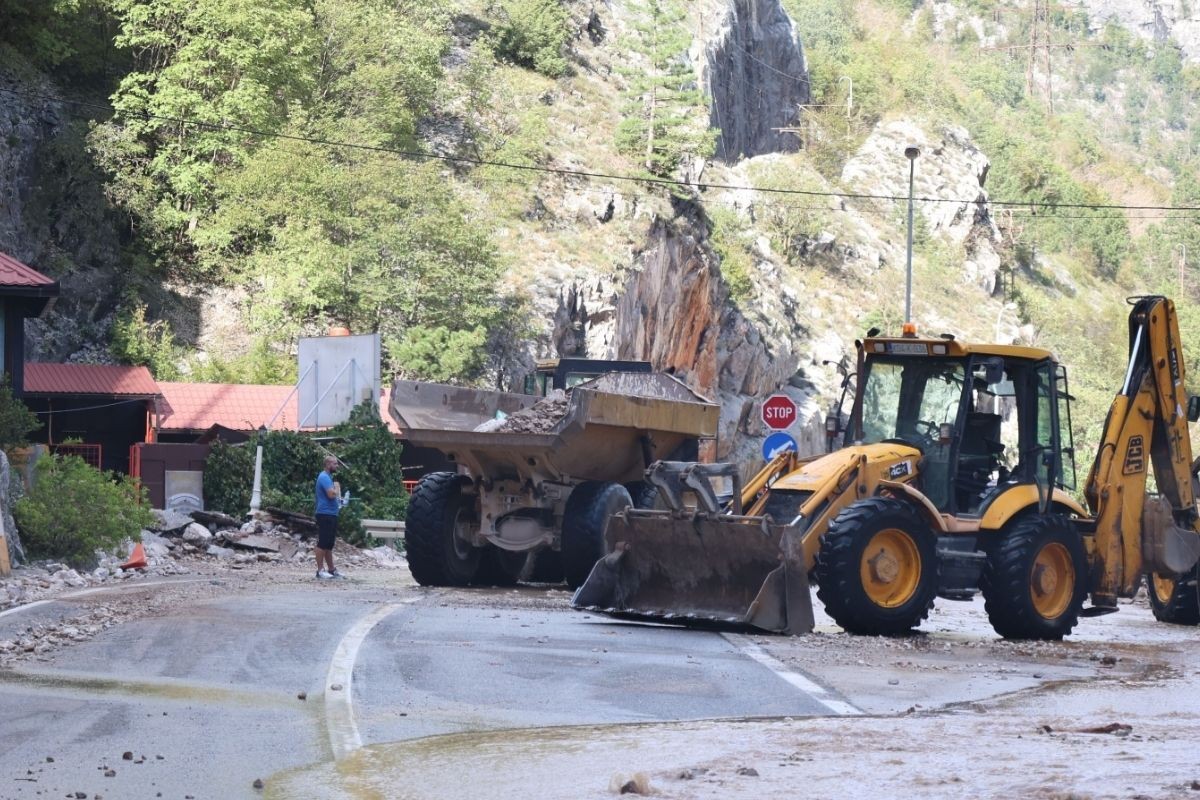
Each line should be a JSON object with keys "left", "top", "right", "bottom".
{"left": 157, "top": 382, "right": 400, "bottom": 435}
{"left": 24, "top": 363, "right": 161, "bottom": 397}
{"left": 0, "top": 252, "right": 58, "bottom": 289}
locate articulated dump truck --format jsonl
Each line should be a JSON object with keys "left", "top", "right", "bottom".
{"left": 573, "top": 296, "right": 1200, "bottom": 640}
{"left": 390, "top": 371, "right": 719, "bottom": 589}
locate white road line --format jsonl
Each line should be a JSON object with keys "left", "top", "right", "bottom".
{"left": 325, "top": 600, "right": 414, "bottom": 760}
{"left": 722, "top": 633, "right": 861, "bottom": 716}
{"left": 0, "top": 578, "right": 212, "bottom": 619}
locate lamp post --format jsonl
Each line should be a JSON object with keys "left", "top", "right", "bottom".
{"left": 250, "top": 425, "right": 267, "bottom": 514}
{"left": 1179, "top": 244, "right": 1188, "bottom": 299}
{"left": 904, "top": 146, "right": 920, "bottom": 324}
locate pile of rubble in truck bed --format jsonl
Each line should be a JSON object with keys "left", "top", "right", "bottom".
{"left": 0, "top": 508, "right": 406, "bottom": 611}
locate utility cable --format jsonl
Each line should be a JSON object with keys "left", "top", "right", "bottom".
{"left": 3, "top": 85, "right": 1200, "bottom": 213}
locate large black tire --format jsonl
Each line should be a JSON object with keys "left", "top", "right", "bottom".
{"left": 405, "top": 472, "right": 481, "bottom": 587}
{"left": 815, "top": 497, "right": 939, "bottom": 636}
{"left": 473, "top": 546, "right": 529, "bottom": 587}
{"left": 624, "top": 480, "right": 660, "bottom": 510}
{"left": 981, "top": 513, "right": 1086, "bottom": 640}
{"left": 561, "top": 481, "right": 632, "bottom": 589}
{"left": 1148, "top": 565, "right": 1200, "bottom": 625}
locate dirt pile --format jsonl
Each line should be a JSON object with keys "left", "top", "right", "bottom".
{"left": 496, "top": 391, "right": 570, "bottom": 434}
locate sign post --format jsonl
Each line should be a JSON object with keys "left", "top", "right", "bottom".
{"left": 761, "top": 393, "right": 798, "bottom": 431}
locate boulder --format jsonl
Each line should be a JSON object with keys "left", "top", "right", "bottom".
{"left": 206, "top": 545, "right": 235, "bottom": 559}
{"left": 182, "top": 523, "right": 213, "bottom": 543}
{"left": 149, "top": 509, "right": 194, "bottom": 535}
{"left": 139, "top": 531, "right": 173, "bottom": 559}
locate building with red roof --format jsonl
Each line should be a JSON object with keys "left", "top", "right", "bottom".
{"left": 0, "top": 251, "right": 59, "bottom": 397}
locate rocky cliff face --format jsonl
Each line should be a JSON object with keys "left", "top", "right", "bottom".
{"left": 702, "top": 0, "right": 810, "bottom": 161}
{"left": 1077, "top": 0, "right": 1200, "bottom": 60}
{"left": 0, "top": 67, "right": 127, "bottom": 363}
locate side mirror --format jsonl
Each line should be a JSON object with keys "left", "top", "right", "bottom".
{"left": 982, "top": 356, "right": 1005, "bottom": 386}
{"left": 1189, "top": 395, "right": 1200, "bottom": 423}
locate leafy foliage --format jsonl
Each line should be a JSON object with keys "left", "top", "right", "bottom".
{"left": 15, "top": 455, "right": 153, "bottom": 567}
{"left": 390, "top": 326, "right": 488, "bottom": 382}
{"left": 203, "top": 403, "right": 407, "bottom": 544}
{"left": 0, "top": 380, "right": 41, "bottom": 451}
{"left": 489, "top": 0, "right": 570, "bottom": 77}
{"left": 110, "top": 302, "right": 181, "bottom": 380}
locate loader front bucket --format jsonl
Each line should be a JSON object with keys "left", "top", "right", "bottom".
{"left": 570, "top": 508, "right": 814, "bottom": 635}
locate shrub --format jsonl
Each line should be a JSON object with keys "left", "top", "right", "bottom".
{"left": 202, "top": 402, "right": 407, "bottom": 545}
{"left": 0, "top": 378, "right": 40, "bottom": 450}
{"left": 489, "top": 0, "right": 570, "bottom": 77}
{"left": 15, "top": 455, "right": 153, "bottom": 567}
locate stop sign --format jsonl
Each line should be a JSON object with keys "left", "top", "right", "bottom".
{"left": 761, "top": 393, "right": 797, "bottom": 430}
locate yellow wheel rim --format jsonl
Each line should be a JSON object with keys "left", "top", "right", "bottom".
{"left": 860, "top": 528, "right": 922, "bottom": 608}
{"left": 1151, "top": 572, "right": 1177, "bottom": 605}
{"left": 1031, "top": 542, "right": 1075, "bottom": 619}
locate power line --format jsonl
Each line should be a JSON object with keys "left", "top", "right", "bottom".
{"left": 4, "top": 85, "right": 1200, "bottom": 213}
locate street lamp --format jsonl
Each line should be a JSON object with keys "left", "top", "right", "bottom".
{"left": 904, "top": 146, "right": 920, "bottom": 324}
{"left": 250, "top": 424, "right": 267, "bottom": 514}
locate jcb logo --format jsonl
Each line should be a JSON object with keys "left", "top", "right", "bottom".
{"left": 1123, "top": 435, "right": 1145, "bottom": 475}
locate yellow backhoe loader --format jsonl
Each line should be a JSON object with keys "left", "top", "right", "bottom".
{"left": 572, "top": 296, "right": 1200, "bottom": 639}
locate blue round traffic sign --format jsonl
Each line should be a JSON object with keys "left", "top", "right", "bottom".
{"left": 762, "top": 431, "right": 798, "bottom": 460}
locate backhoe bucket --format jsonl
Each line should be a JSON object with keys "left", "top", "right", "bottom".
{"left": 570, "top": 508, "right": 814, "bottom": 635}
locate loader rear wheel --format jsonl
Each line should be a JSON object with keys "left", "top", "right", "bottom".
{"left": 815, "top": 498, "right": 938, "bottom": 636}
{"left": 474, "top": 546, "right": 528, "bottom": 587}
{"left": 405, "top": 472, "right": 481, "bottom": 587}
{"left": 562, "top": 481, "right": 633, "bottom": 589}
{"left": 981, "top": 514, "right": 1085, "bottom": 640}
{"left": 1148, "top": 566, "right": 1200, "bottom": 625}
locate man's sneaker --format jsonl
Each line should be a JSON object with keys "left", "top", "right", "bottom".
{"left": 316, "top": 570, "right": 334, "bottom": 580}
{"left": 329, "top": 570, "right": 346, "bottom": 580}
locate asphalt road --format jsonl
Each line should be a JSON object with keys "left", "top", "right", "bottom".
{"left": 0, "top": 574, "right": 844, "bottom": 800}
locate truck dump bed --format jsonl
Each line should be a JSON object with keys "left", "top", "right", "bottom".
{"left": 389, "top": 373, "right": 719, "bottom": 485}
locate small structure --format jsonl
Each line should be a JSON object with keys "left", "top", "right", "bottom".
{"left": 0, "top": 252, "right": 59, "bottom": 395}
{"left": 22, "top": 362, "right": 161, "bottom": 473}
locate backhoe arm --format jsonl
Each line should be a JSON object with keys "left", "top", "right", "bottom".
{"left": 1085, "top": 296, "right": 1200, "bottom": 605}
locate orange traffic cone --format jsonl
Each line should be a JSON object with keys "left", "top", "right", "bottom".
{"left": 121, "top": 542, "right": 147, "bottom": 570}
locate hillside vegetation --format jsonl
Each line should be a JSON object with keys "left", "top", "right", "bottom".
{"left": 2, "top": 0, "right": 1200, "bottom": 464}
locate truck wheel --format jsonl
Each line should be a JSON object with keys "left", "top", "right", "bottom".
{"left": 815, "top": 497, "right": 938, "bottom": 635}
{"left": 405, "top": 472, "right": 481, "bottom": 586}
{"left": 562, "top": 481, "right": 632, "bottom": 589}
{"left": 1148, "top": 566, "right": 1200, "bottom": 625}
{"left": 473, "top": 546, "right": 528, "bottom": 587}
{"left": 981, "top": 514, "right": 1086, "bottom": 640}
{"left": 624, "top": 480, "right": 659, "bottom": 510}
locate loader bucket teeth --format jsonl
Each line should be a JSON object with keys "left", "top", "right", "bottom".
{"left": 570, "top": 509, "right": 814, "bottom": 635}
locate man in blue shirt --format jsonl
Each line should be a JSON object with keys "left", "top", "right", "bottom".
{"left": 314, "top": 455, "right": 344, "bottom": 579}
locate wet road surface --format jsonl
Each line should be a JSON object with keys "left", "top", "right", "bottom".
{"left": 0, "top": 574, "right": 843, "bottom": 799}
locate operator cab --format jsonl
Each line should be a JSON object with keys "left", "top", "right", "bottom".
{"left": 522, "top": 358, "right": 653, "bottom": 397}
{"left": 846, "top": 336, "right": 1077, "bottom": 516}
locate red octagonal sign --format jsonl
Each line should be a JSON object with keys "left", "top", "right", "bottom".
{"left": 761, "top": 393, "right": 797, "bottom": 430}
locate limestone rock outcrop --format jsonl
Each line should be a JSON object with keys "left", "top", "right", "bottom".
{"left": 702, "top": 0, "right": 810, "bottom": 162}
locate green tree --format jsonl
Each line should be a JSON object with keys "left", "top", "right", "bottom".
{"left": 615, "top": 0, "right": 715, "bottom": 175}
{"left": 202, "top": 144, "right": 511, "bottom": 378}
{"left": 110, "top": 302, "right": 181, "bottom": 380}
{"left": 15, "top": 455, "right": 153, "bottom": 567}
{"left": 90, "top": 0, "right": 319, "bottom": 275}
{"left": 489, "top": 0, "right": 570, "bottom": 77}
{"left": 0, "top": 380, "right": 41, "bottom": 451}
